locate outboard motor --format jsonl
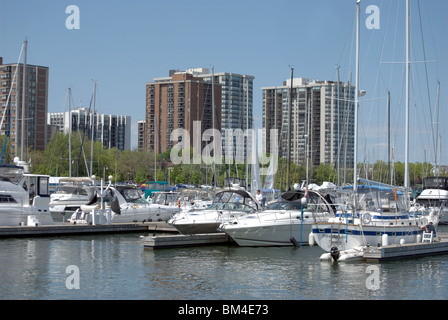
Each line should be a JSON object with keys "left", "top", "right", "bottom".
{"left": 330, "top": 247, "right": 340, "bottom": 262}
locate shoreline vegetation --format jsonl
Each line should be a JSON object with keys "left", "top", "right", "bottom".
{"left": 1, "top": 132, "right": 445, "bottom": 189}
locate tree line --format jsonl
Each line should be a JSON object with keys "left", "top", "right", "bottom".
{"left": 1, "top": 132, "right": 445, "bottom": 189}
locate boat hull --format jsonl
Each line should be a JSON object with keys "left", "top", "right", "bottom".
{"left": 222, "top": 222, "right": 314, "bottom": 246}
{"left": 0, "top": 207, "right": 54, "bottom": 226}
{"left": 312, "top": 222, "right": 424, "bottom": 252}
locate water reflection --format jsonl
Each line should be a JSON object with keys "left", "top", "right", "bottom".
{"left": 0, "top": 230, "right": 447, "bottom": 300}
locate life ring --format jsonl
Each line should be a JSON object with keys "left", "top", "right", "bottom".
{"left": 362, "top": 213, "right": 371, "bottom": 224}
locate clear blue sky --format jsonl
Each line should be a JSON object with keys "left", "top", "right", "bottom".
{"left": 1, "top": 0, "right": 447, "bottom": 166}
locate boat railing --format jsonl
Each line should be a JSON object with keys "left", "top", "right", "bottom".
{"left": 225, "top": 202, "right": 335, "bottom": 225}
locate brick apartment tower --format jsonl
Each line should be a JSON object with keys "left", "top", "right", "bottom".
{"left": 145, "top": 71, "right": 222, "bottom": 154}
{"left": 0, "top": 54, "right": 49, "bottom": 155}
{"left": 262, "top": 78, "right": 355, "bottom": 168}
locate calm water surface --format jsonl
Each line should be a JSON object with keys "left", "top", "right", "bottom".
{"left": 1, "top": 226, "right": 447, "bottom": 300}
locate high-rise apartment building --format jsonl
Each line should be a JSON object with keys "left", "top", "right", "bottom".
{"left": 48, "top": 107, "right": 131, "bottom": 151}
{"left": 262, "top": 78, "right": 355, "bottom": 168}
{"left": 0, "top": 56, "right": 49, "bottom": 153}
{"left": 196, "top": 69, "right": 254, "bottom": 160}
{"left": 146, "top": 68, "right": 254, "bottom": 160}
{"left": 145, "top": 70, "right": 222, "bottom": 154}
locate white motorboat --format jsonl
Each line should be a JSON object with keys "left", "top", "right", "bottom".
{"left": 0, "top": 163, "right": 54, "bottom": 226}
{"left": 312, "top": 184, "right": 427, "bottom": 253}
{"left": 219, "top": 189, "right": 335, "bottom": 247}
{"left": 409, "top": 176, "right": 448, "bottom": 225}
{"left": 168, "top": 189, "right": 260, "bottom": 234}
{"left": 148, "top": 191, "right": 182, "bottom": 221}
{"left": 177, "top": 188, "right": 215, "bottom": 213}
{"left": 49, "top": 177, "right": 97, "bottom": 221}
{"left": 68, "top": 184, "right": 174, "bottom": 224}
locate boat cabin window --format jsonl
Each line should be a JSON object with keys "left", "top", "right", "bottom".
{"left": 19, "top": 175, "right": 50, "bottom": 198}
{"left": 39, "top": 177, "right": 49, "bottom": 196}
{"left": 423, "top": 177, "right": 448, "bottom": 190}
{"left": 269, "top": 202, "right": 302, "bottom": 211}
{"left": 0, "top": 195, "right": 17, "bottom": 203}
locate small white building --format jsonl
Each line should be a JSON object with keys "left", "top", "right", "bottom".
{"left": 48, "top": 107, "right": 131, "bottom": 151}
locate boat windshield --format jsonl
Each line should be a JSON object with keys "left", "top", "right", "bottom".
{"left": 180, "top": 190, "right": 214, "bottom": 202}
{"left": 55, "top": 185, "right": 93, "bottom": 196}
{"left": 0, "top": 165, "right": 24, "bottom": 184}
{"left": 152, "top": 192, "right": 179, "bottom": 205}
{"left": 356, "top": 188, "right": 407, "bottom": 213}
{"left": 211, "top": 190, "right": 258, "bottom": 210}
{"left": 120, "top": 187, "right": 147, "bottom": 204}
{"left": 268, "top": 201, "right": 302, "bottom": 211}
{"left": 207, "top": 202, "right": 256, "bottom": 213}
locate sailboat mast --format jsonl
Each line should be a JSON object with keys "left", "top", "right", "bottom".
{"left": 154, "top": 116, "right": 157, "bottom": 180}
{"left": 90, "top": 81, "right": 97, "bottom": 177}
{"left": 20, "top": 38, "right": 27, "bottom": 161}
{"left": 306, "top": 94, "right": 310, "bottom": 192}
{"left": 246, "top": 76, "right": 249, "bottom": 190}
{"left": 387, "top": 90, "right": 390, "bottom": 184}
{"left": 354, "top": 0, "right": 360, "bottom": 193}
{"left": 404, "top": 0, "right": 410, "bottom": 195}
{"left": 434, "top": 81, "right": 440, "bottom": 174}
{"left": 68, "top": 88, "right": 72, "bottom": 177}
{"left": 211, "top": 66, "right": 216, "bottom": 190}
{"left": 287, "top": 66, "right": 293, "bottom": 190}
{"left": 336, "top": 65, "right": 341, "bottom": 188}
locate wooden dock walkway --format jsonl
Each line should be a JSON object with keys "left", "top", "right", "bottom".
{"left": 0, "top": 221, "right": 178, "bottom": 238}
{"left": 363, "top": 232, "right": 448, "bottom": 261}
{"left": 142, "top": 233, "right": 234, "bottom": 250}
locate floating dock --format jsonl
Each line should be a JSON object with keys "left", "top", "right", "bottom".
{"left": 142, "top": 233, "right": 234, "bottom": 249}
{"left": 363, "top": 232, "right": 448, "bottom": 261}
{"left": 0, "top": 221, "right": 177, "bottom": 238}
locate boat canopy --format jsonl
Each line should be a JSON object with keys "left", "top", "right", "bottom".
{"left": 342, "top": 184, "right": 404, "bottom": 195}
{"left": 423, "top": 177, "right": 448, "bottom": 191}
{"left": 212, "top": 189, "right": 259, "bottom": 211}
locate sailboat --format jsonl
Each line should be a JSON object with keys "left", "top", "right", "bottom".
{"left": 0, "top": 40, "right": 54, "bottom": 226}
{"left": 312, "top": 0, "right": 427, "bottom": 260}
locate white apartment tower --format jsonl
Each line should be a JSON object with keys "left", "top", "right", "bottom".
{"left": 262, "top": 78, "right": 355, "bottom": 168}
{"left": 48, "top": 107, "right": 131, "bottom": 151}
{"left": 184, "top": 68, "right": 254, "bottom": 161}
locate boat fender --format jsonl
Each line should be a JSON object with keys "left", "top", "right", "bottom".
{"left": 381, "top": 234, "right": 389, "bottom": 246}
{"left": 362, "top": 213, "right": 371, "bottom": 224}
{"left": 308, "top": 232, "right": 315, "bottom": 246}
